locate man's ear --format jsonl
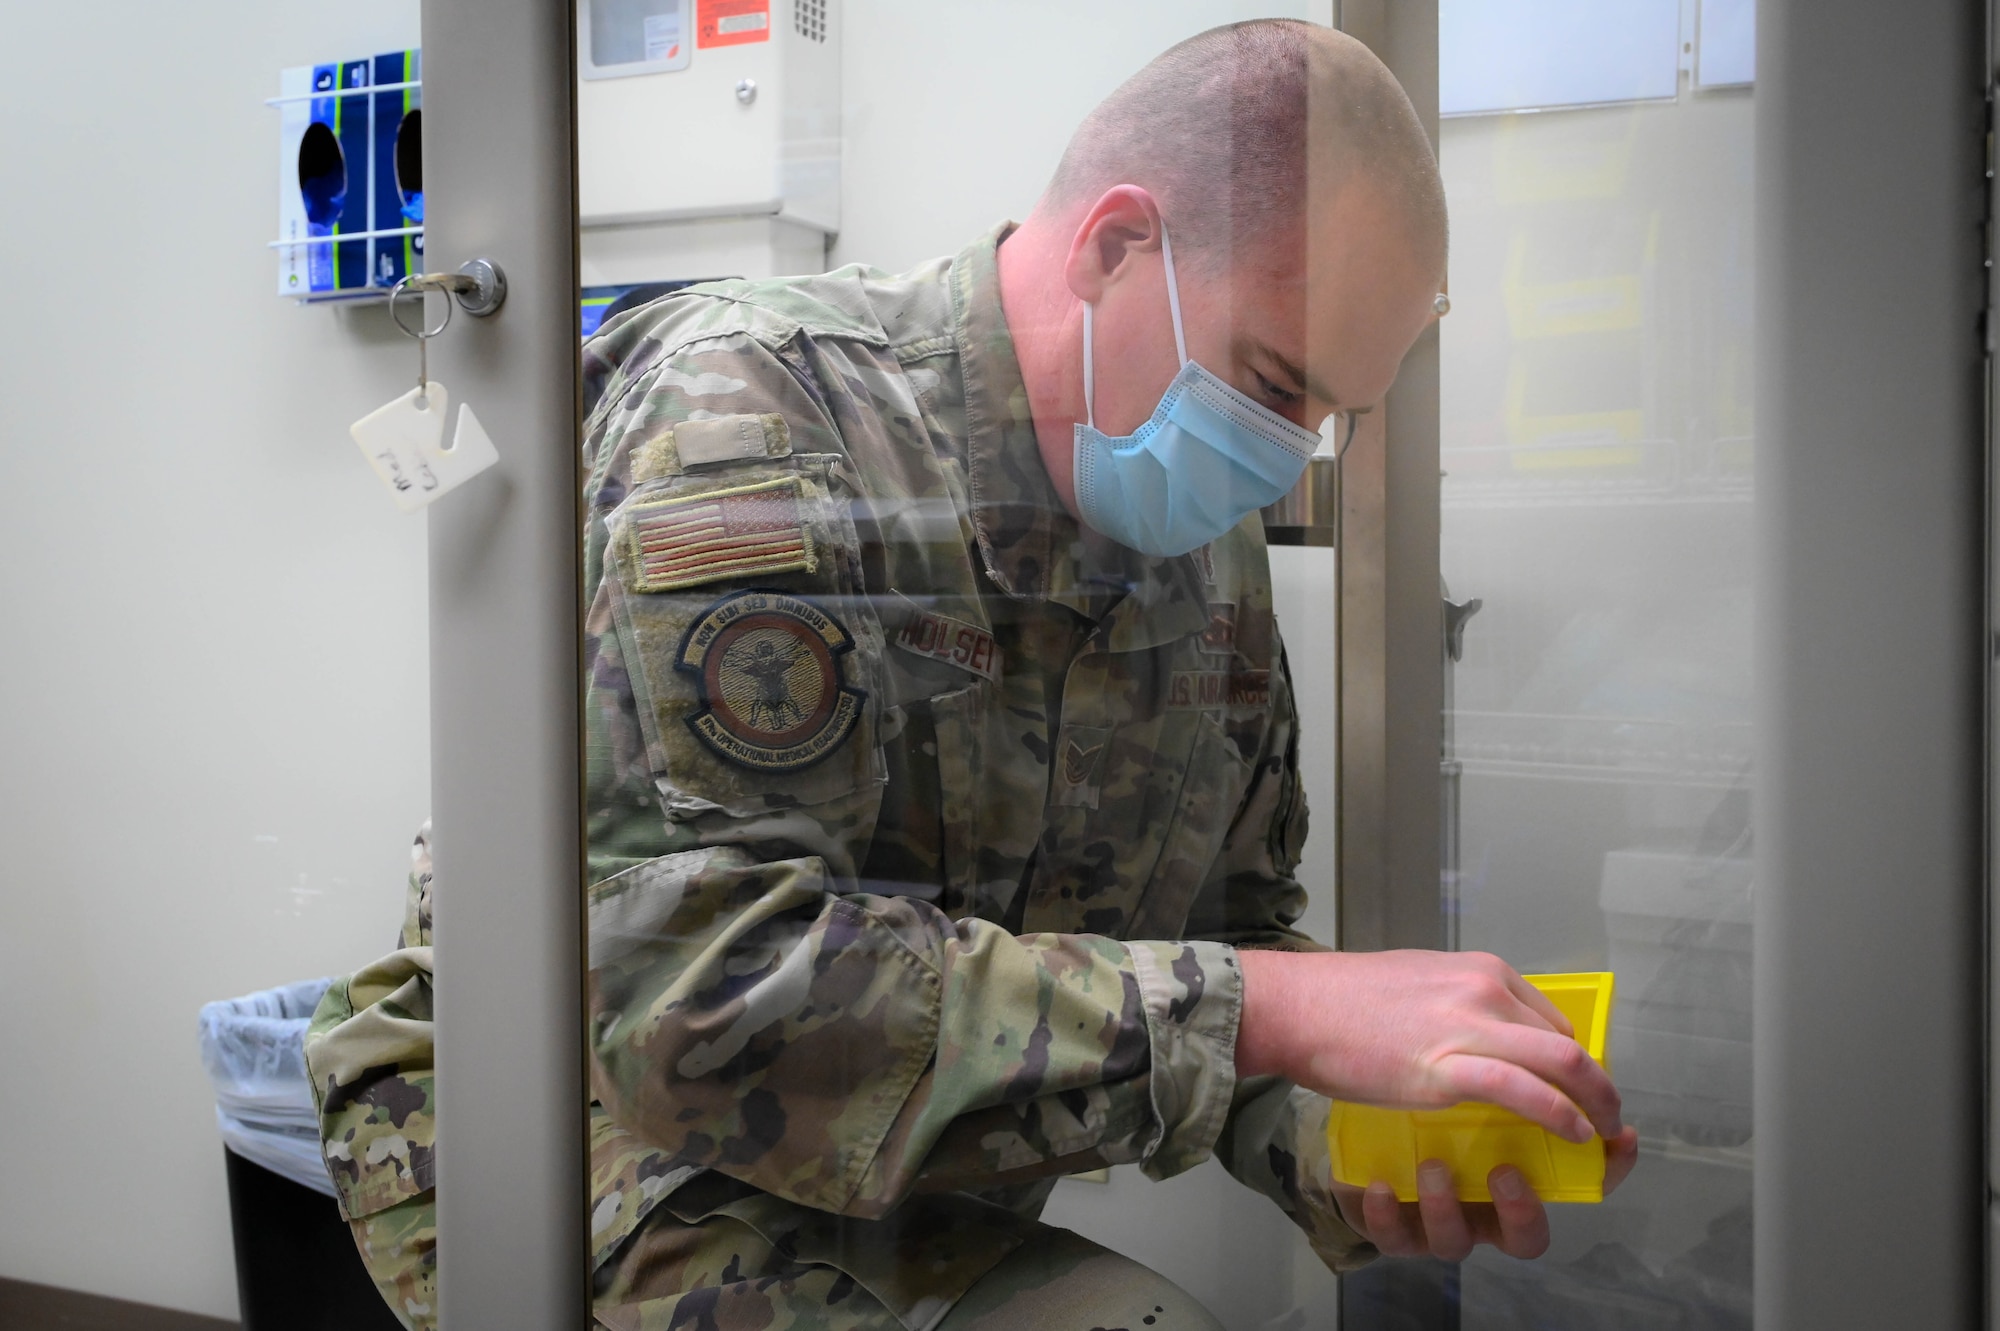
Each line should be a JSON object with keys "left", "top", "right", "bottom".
{"left": 1064, "top": 185, "right": 1165, "bottom": 305}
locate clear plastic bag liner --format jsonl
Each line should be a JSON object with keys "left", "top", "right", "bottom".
{"left": 214, "top": 1108, "right": 339, "bottom": 1198}
{"left": 198, "top": 977, "right": 339, "bottom": 1197}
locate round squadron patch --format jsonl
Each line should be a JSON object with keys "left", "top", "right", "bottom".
{"left": 675, "top": 589, "right": 865, "bottom": 772}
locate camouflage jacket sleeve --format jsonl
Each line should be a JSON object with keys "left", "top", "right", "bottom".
{"left": 304, "top": 829, "right": 439, "bottom": 1330}
{"left": 1178, "top": 642, "right": 1377, "bottom": 1271}
{"left": 582, "top": 310, "right": 1243, "bottom": 1220}
{"left": 308, "top": 826, "right": 438, "bottom": 1220}
{"left": 305, "top": 947, "right": 438, "bottom": 1328}
{"left": 1217, "top": 1079, "right": 1378, "bottom": 1273}
{"left": 590, "top": 851, "right": 1240, "bottom": 1217}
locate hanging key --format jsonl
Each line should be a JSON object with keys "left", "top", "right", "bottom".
{"left": 353, "top": 260, "right": 508, "bottom": 511}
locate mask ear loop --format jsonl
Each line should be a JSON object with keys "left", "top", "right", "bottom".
{"left": 1081, "top": 218, "right": 1186, "bottom": 430}
{"left": 1159, "top": 223, "right": 1190, "bottom": 368}
{"left": 1082, "top": 300, "right": 1097, "bottom": 429}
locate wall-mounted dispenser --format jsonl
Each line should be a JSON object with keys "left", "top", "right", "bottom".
{"left": 576, "top": 0, "right": 839, "bottom": 289}
{"left": 273, "top": 50, "right": 424, "bottom": 303}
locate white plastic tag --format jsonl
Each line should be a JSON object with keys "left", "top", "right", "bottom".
{"left": 350, "top": 382, "right": 500, "bottom": 512}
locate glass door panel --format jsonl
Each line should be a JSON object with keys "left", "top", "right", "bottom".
{"left": 574, "top": 6, "right": 1353, "bottom": 1329}
{"left": 1438, "top": 63, "right": 1755, "bottom": 1331}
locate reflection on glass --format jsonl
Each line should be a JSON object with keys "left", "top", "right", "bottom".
{"left": 1440, "top": 76, "right": 1755, "bottom": 1330}
{"left": 1440, "top": 0, "right": 1682, "bottom": 115}
{"left": 568, "top": 11, "right": 1420, "bottom": 1328}
{"left": 289, "top": 6, "right": 1751, "bottom": 1329}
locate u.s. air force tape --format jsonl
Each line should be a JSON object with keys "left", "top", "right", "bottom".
{"left": 675, "top": 590, "right": 865, "bottom": 772}
{"left": 1166, "top": 670, "right": 1271, "bottom": 710}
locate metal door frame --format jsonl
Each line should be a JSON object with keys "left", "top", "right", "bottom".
{"left": 424, "top": 0, "right": 590, "bottom": 1327}
{"left": 1757, "top": 0, "right": 1986, "bottom": 1326}
{"left": 1337, "top": 0, "right": 1990, "bottom": 1327}
{"left": 408, "top": 1, "right": 1993, "bottom": 1326}
{"left": 1331, "top": 0, "right": 1446, "bottom": 961}
{"left": 1333, "top": 2, "right": 1455, "bottom": 1323}
{"left": 1989, "top": 2, "right": 2000, "bottom": 1320}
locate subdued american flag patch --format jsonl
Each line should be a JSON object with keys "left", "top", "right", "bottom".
{"left": 624, "top": 476, "right": 817, "bottom": 593}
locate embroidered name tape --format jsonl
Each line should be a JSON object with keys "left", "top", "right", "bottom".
{"left": 676, "top": 590, "right": 865, "bottom": 772}
{"left": 1167, "top": 670, "right": 1271, "bottom": 710}
{"left": 895, "top": 609, "right": 1001, "bottom": 683}
{"left": 625, "top": 476, "right": 816, "bottom": 593}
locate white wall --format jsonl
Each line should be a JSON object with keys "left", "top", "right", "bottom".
{"left": 0, "top": 1, "right": 429, "bottom": 1320}
{"left": 833, "top": 0, "right": 1335, "bottom": 272}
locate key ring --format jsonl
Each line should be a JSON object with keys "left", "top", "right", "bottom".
{"left": 386, "top": 262, "right": 507, "bottom": 407}
{"left": 390, "top": 274, "right": 454, "bottom": 406}
{"left": 389, "top": 273, "right": 455, "bottom": 341}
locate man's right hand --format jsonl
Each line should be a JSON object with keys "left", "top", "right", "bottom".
{"left": 1233, "top": 948, "right": 1624, "bottom": 1144}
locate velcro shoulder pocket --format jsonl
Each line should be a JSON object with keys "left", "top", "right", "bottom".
{"left": 605, "top": 452, "right": 887, "bottom": 817}
{"left": 631, "top": 412, "right": 794, "bottom": 479}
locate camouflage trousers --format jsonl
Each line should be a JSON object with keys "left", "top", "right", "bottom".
{"left": 353, "top": 1177, "right": 1226, "bottom": 1331}
{"left": 594, "top": 1203, "right": 1225, "bottom": 1331}
{"left": 360, "top": 1175, "right": 1232, "bottom": 1327}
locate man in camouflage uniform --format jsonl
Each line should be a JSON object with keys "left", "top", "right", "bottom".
{"left": 308, "top": 21, "right": 1633, "bottom": 1330}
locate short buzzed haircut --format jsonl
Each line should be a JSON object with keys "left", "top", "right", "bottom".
{"left": 1045, "top": 20, "right": 1446, "bottom": 267}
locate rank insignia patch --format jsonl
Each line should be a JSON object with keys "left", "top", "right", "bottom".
{"left": 1053, "top": 724, "right": 1110, "bottom": 809}
{"left": 676, "top": 590, "right": 865, "bottom": 772}
{"left": 1062, "top": 739, "right": 1103, "bottom": 786}
{"left": 626, "top": 477, "right": 817, "bottom": 593}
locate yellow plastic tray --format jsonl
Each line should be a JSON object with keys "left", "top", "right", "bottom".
{"left": 1325, "top": 971, "right": 1615, "bottom": 1203}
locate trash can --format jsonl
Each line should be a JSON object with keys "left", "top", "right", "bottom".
{"left": 199, "top": 979, "right": 404, "bottom": 1331}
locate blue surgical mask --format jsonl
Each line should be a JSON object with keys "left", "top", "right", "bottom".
{"left": 1072, "top": 225, "right": 1323, "bottom": 558}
